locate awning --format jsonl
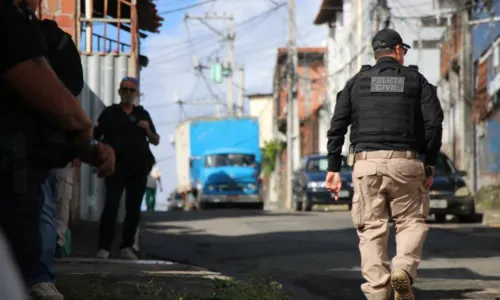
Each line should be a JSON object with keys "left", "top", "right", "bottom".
{"left": 313, "top": 0, "right": 343, "bottom": 25}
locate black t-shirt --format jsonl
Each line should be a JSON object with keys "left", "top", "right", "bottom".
{"left": 94, "top": 104, "right": 157, "bottom": 171}
{"left": 0, "top": 3, "right": 45, "bottom": 75}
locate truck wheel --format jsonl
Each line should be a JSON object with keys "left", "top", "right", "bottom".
{"left": 251, "top": 203, "right": 264, "bottom": 210}
{"left": 293, "top": 201, "right": 303, "bottom": 211}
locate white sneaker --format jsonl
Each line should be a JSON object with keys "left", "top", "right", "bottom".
{"left": 96, "top": 249, "right": 110, "bottom": 259}
{"left": 30, "top": 282, "right": 64, "bottom": 300}
{"left": 120, "top": 247, "right": 138, "bottom": 260}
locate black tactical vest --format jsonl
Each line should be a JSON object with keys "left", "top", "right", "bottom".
{"left": 349, "top": 63, "right": 423, "bottom": 147}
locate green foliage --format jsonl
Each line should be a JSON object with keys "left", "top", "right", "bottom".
{"left": 261, "top": 140, "right": 284, "bottom": 176}
{"left": 57, "top": 273, "right": 291, "bottom": 300}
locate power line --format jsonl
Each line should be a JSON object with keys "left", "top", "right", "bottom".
{"left": 145, "top": 4, "right": 288, "bottom": 65}
{"left": 158, "top": 0, "right": 217, "bottom": 15}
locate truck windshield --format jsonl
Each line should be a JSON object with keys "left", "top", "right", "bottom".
{"left": 204, "top": 154, "right": 256, "bottom": 168}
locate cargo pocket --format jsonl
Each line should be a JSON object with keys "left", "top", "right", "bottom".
{"left": 351, "top": 194, "right": 363, "bottom": 228}
{"left": 419, "top": 186, "right": 430, "bottom": 218}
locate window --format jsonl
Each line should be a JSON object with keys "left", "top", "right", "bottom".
{"left": 204, "top": 153, "right": 256, "bottom": 168}
{"left": 418, "top": 154, "right": 453, "bottom": 176}
{"left": 305, "top": 156, "right": 351, "bottom": 172}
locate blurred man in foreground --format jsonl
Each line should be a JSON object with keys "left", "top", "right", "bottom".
{"left": 0, "top": 0, "right": 115, "bottom": 291}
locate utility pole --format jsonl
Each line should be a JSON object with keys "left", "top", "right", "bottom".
{"left": 286, "top": 0, "right": 298, "bottom": 210}
{"left": 416, "top": 19, "right": 423, "bottom": 65}
{"left": 185, "top": 13, "right": 236, "bottom": 117}
{"left": 461, "top": 0, "right": 474, "bottom": 190}
{"left": 238, "top": 66, "right": 245, "bottom": 117}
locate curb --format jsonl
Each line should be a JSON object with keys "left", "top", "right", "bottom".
{"left": 54, "top": 257, "right": 175, "bottom": 265}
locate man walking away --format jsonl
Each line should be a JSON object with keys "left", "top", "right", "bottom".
{"left": 324, "top": 29, "right": 443, "bottom": 300}
{"left": 95, "top": 77, "right": 160, "bottom": 260}
{"left": 145, "top": 165, "right": 162, "bottom": 211}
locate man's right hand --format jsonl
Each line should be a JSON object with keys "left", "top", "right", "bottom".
{"left": 79, "top": 143, "right": 115, "bottom": 178}
{"left": 423, "top": 166, "right": 435, "bottom": 189}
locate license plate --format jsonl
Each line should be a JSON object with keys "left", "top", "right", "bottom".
{"left": 227, "top": 195, "right": 239, "bottom": 201}
{"left": 430, "top": 199, "right": 448, "bottom": 209}
{"left": 337, "top": 190, "right": 350, "bottom": 198}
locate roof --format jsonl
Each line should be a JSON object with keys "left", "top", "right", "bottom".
{"left": 247, "top": 93, "right": 273, "bottom": 99}
{"left": 82, "top": 0, "right": 164, "bottom": 34}
{"left": 314, "top": 0, "right": 343, "bottom": 25}
{"left": 276, "top": 47, "right": 327, "bottom": 65}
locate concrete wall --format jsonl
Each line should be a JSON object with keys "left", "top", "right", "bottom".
{"left": 248, "top": 95, "right": 275, "bottom": 148}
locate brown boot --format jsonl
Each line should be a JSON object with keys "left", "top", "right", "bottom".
{"left": 391, "top": 269, "right": 414, "bottom": 300}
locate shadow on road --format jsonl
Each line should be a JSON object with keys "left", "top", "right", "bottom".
{"left": 415, "top": 288, "right": 486, "bottom": 299}
{"left": 140, "top": 210, "right": 500, "bottom": 300}
{"left": 142, "top": 209, "right": 305, "bottom": 223}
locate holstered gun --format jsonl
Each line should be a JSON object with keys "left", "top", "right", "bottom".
{"left": 0, "top": 133, "right": 27, "bottom": 195}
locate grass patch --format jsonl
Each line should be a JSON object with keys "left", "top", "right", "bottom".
{"left": 475, "top": 184, "right": 500, "bottom": 211}
{"left": 56, "top": 274, "right": 291, "bottom": 300}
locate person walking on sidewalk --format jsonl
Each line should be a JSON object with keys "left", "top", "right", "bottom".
{"left": 94, "top": 77, "right": 160, "bottom": 260}
{"left": 324, "top": 28, "right": 443, "bottom": 300}
{"left": 145, "top": 165, "right": 162, "bottom": 211}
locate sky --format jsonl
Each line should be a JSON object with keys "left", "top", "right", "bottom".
{"left": 136, "top": 0, "right": 327, "bottom": 208}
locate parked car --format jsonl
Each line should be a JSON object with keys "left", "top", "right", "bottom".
{"left": 420, "top": 152, "right": 476, "bottom": 223}
{"left": 292, "top": 154, "right": 353, "bottom": 211}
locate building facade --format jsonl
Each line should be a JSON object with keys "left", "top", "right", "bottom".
{"left": 272, "top": 47, "right": 328, "bottom": 207}
{"left": 471, "top": 0, "right": 500, "bottom": 190}
{"left": 315, "top": 0, "right": 452, "bottom": 159}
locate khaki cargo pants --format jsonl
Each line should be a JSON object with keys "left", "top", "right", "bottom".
{"left": 351, "top": 151, "right": 430, "bottom": 300}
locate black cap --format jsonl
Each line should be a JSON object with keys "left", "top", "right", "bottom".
{"left": 372, "top": 29, "right": 411, "bottom": 51}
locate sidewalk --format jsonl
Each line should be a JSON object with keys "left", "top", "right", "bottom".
{"left": 57, "top": 221, "right": 291, "bottom": 300}
{"left": 56, "top": 221, "right": 221, "bottom": 299}
{"left": 54, "top": 258, "right": 222, "bottom": 300}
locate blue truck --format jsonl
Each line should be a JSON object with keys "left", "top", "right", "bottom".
{"left": 174, "top": 117, "right": 263, "bottom": 209}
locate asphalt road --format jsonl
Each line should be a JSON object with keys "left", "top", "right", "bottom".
{"left": 140, "top": 208, "right": 500, "bottom": 300}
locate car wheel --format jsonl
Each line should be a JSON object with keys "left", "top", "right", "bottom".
{"left": 457, "top": 204, "right": 477, "bottom": 223}
{"left": 348, "top": 204, "right": 352, "bottom": 211}
{"left": 434, "top": 213, "right": 446, "bottom": 223}
{"left": 303, "top": 195, "right": 312, "bottom": 212}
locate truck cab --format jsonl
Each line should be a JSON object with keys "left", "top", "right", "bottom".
{"left": 193, "top": 148, "right": 263, "bottom": 209}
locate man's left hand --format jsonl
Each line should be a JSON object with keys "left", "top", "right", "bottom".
{"left": 138, "top": 120, "right": 150, "bottom": 131}
{"left": 325, "top": 172, "right": 342, "bottom": 200}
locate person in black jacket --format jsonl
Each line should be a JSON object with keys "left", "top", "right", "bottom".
{"left": 28, "top": 7, "right": 85, "bottom": 299}
{"left": 324, "top": 29, "right": 443, "bottom": 300}
{"left": 94, "top": 77, "right": 160, "bottom": 260}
